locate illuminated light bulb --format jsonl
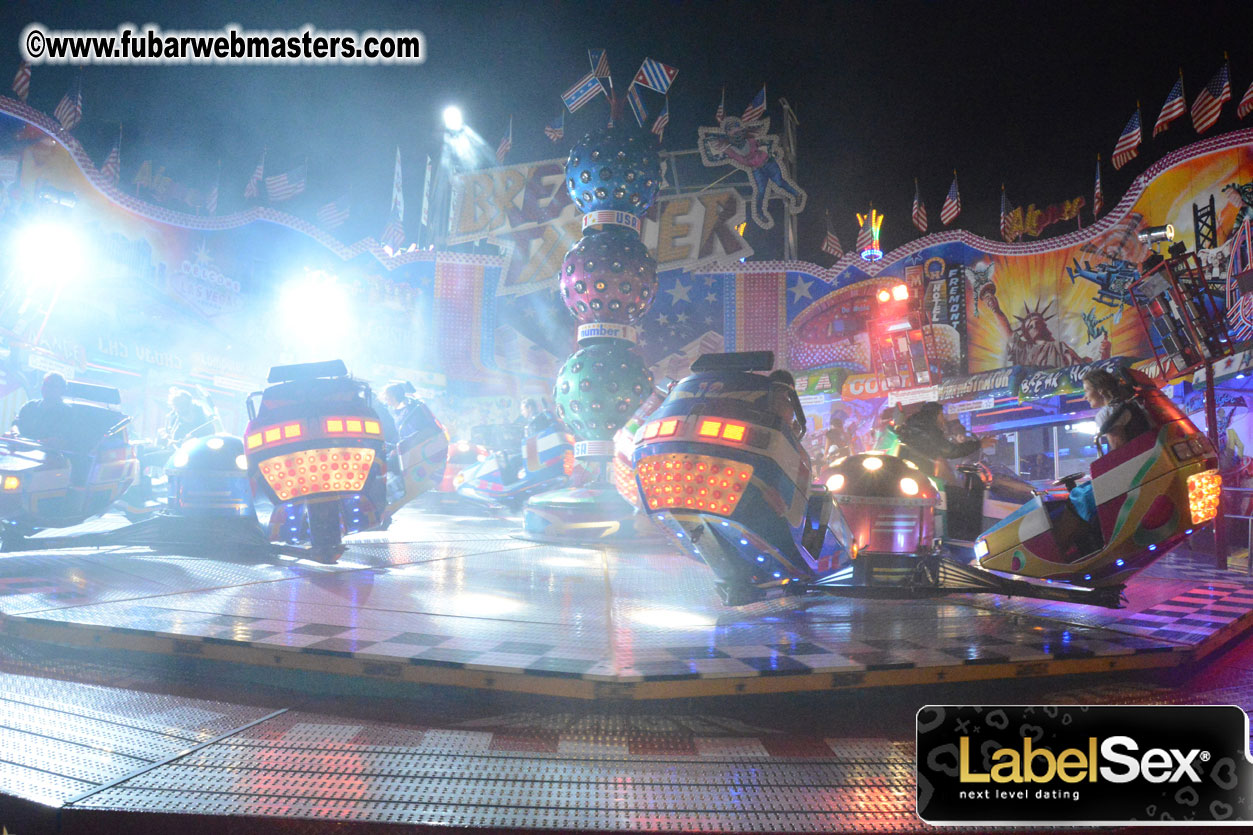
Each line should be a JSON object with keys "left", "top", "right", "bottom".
{"left": 899, "top": 477, "right": 919, "bottom": 495}
{"left": 826, "top": 473, "right": 845, "bottom": 491}
{"left": 862, "top": 456, "right": 883, "bottom": 471}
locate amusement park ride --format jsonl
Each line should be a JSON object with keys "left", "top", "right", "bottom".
{"left": 0, "top": 360, "right": 448, "bottom": 562}
{"left": 630, "top": 223, "right": 1231, "bottom": 609}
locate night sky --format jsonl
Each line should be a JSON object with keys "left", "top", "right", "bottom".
{"left": 0, "top": 0, "right": 1246, "bottom": 259}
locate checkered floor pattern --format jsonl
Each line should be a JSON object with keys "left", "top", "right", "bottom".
{"left": 0, "top": 511, "right": 1251, "bottom": 697}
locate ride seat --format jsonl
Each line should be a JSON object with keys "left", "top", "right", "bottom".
{"left": 1042, "top": 494, "right": 1103, "bottom": 562}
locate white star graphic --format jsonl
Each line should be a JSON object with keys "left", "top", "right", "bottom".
{"left": 704, "top": 276, "right": 717, "bottom": 286}
{"left": 704, "top": 316, "right": 713, "bottom": 324}
{"left": 676, "top": 312, "right": 689, "bottom": 323}
{"left": 665, "top": 280, "right": 691, "bottom": 304}
{"left": 194, "top": 242, "right": 213, "bottom": 265}
{"left": 788, "top": 276, "right": 814, "bottom": 303}
{"left": 705, "top": 292, "right": 717, "bottom": 303}
{"left": 658, "top": 313, "right": 670, "bottom": 325}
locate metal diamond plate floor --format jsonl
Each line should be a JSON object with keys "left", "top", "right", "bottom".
{"left": 0, "top": 506, "right": 1250, "bottom": 832}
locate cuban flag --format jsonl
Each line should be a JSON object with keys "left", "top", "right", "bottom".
{"left": 563, "top": 70, "right": 604, "bottom": 112}
{"left": 633, "top": 58, "right": 678, "bottom": 94}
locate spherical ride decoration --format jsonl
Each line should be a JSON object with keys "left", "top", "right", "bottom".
{"left": 565, "top": 126, "right": 662, "bottom": 216}
{"left": 553, "top": 342, "right": 654, "bottom": 441}
{"left": 559, "top": 226, "right": 658, "bottom": 325}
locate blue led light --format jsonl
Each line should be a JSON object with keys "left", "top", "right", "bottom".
{"left": 1083, "top": 574, "right": 1092, "bottom": 581}
{"left": 1185, "top": 529, "right": 1193, "bottom": 535}
{"left": 1116, "top": 558, "right": 1126, "bottom": 566}
{"left": 1148, "top": 545, "right": 1157, "bottom": 552}
{"left": 772, "top": 572, "right": 781, "bottom": 578}
{"left": 676, "top": 532, "right": 684, "bottom": 538}
{"left": 721, "top": 521, "right": 729, "bottom": 526}
{"left": 739, "top": 539, "right": 749, "bottom": 546}
{"left": 756, "top": 556, "right": 766, "bottom": 563}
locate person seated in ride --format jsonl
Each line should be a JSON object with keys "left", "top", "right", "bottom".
{"left": 160, "top": 387, "right": 213, "bottom": 448}
{"left": 894, "top": 402, "right": 994, "bottom": 483}
{"left": 378, "top": 382, "right": 415, "bottom": 446}
{"left": 14, "top": 372, "right": 96, "bottom": 485}
{"left": 518, "top": 398, "right": 556, "bottom": 436}
{"left": 766, "top": 369, "right": 807, "bottom": 436}
{"left": 14, "top": 372, "right": 75, "bottom": 446}
{"left": 1065, "top": 369, "right": 1149, "bottom": 527}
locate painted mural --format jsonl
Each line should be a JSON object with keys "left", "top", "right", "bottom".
{"left": 712, "top": 129, "right": 1253, "bottom": 386}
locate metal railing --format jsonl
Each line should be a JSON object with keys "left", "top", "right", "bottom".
{"left": 1221, "top": 486, "right": 1253, "bottom": 575}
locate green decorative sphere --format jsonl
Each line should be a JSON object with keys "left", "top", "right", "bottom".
{"left": 553, "top": 341, "right": 654, "bottom": 441}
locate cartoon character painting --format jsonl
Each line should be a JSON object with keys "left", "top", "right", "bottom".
{"left": 698, "top": 116, "right": 805, "bottom": 229}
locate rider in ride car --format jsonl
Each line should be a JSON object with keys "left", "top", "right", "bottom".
{"left": 518, "top": 398, "right": 556, "bottom": 435}
{"left": 895, "top": 402, "right": 995, "bottom": 480}
{"left": 14, "top": 372, "right": 75, "bottom": 445}
{"left": 1067, "top": 369, "right": 1148, "bottom": 524}
{"left": 161, "top": 387, "right": 213, "bottom": 446}
{"left": 766, "top": 370, "right": 807, "bottom": 435}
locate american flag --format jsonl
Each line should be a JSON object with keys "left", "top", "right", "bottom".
{"left": 496, "top": 116, "right": 512, "bottom": 164}
{"left": 1153, "top": 76, "right": 1186, "bottom": 136}
{"left": 243, "top": 151, "right": 265, "bottom": 200}
{"left": 999, "top": 187, "right": 1012, "bottom": 242}
{"left": 264, "top": 164, "right": 307, "bottom": 202}
{"left": 100, "top": 138, "right": 120, "bottom": 185}
{"left": 381, "top": 147, "right": 404, "bottom": 248}
{"left": 821, "top": 213, "right": 842, "bottom": 257}
{"left": 911, "top": 179, "right": 927, "bottom": 233}
{"left": 11, "top": 62, "right": 29, "bottom": 102}
{"left": 940, "top": 176, "right": 961, "bottom": 226}
{"left": 1093, "top": 155, "right": 1103, "bottom": 218}
{"left": 855, "top": 211, "right": 874, "bottom": 252}
{"left": 715, "top": 86, "right": 725, "bottom": 123}
{"left": 316, "top": 195, "right": 350, "bottom": 229}
{"left": 633, "top": 58, "right": 678, "bottom": 94}
{"left": 589, "top": 48, "right": 612, "bottom": 96}
{"left": 53, "top": 78, "right": 81, "bottom": 130}
{"left": 742, "top": 85, "right": 766, "bottom": 122}
{"left": 544, "top": 112, "right": 564, "bottom": 142}
{"left": 1111, "top": 110, "right": 1141, "bottom": 170}
{"left": 562, "top": 70, "right": 604, "bottom": 113}
{"left": 626, "top": 83, "right": 648, "bottom": 126}
{"left": 1237, "top": 76, "right": 1253, "bottom": 120}
{"left": 651, "top": 98, "right": 669, "bottom": 139}
{"left": 205, "top": 167, "right": 219, "bottom": 215}
{"left": 1190, "top": 63, "right": 1230, "bottom": 135}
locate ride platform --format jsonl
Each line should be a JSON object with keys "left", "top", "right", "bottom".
{"left": 0, "top": 507, "right": 1251, "bottom": 699}
{"left": 1, "top": 506, "right": 1253, "bottom": 832}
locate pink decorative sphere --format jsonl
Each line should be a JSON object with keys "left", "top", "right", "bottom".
{"left": 558, "top": 226, "right": 657, "bottom": 325}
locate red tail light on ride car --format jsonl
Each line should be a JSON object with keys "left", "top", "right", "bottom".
{"left": 637, "top": 453, "right": 753, "bottom": 516}
{"left": 259, "top": 447, "right": 376, "bottom": 502}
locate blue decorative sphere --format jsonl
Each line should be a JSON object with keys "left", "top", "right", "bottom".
{"left": 565, "top": 126, "right": 661, "bottom": 216}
